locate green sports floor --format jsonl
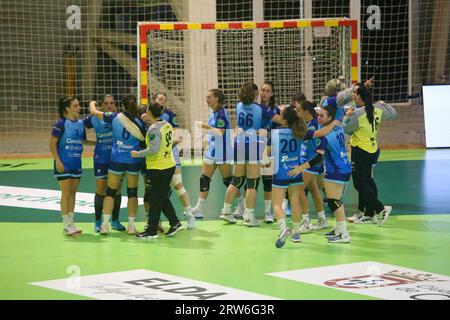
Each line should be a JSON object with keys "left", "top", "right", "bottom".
{"left": 1, "top": 149, "right": 450, "bottom": 300}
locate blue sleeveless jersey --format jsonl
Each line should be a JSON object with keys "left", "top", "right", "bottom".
{"left": 205, "top": 107, "right": 232, "bottom": 163}
{"left": 103, "top": 112, "right": 145, "bottom": 164}
{"left": 271, "top": 128, "right": 304, "bottom": 180}
{"left": 322, "top": 126, "right": 352, "bottom": 174}
{"left": 161, "top": 108, "right": 179, "bottom": 128}
{"left": 84, "top": 115, "right": 113, "bottom": 164}
{"left": 300, "top": 117, "right": 322, "bottom": 162}
{"left": 51, "top": 118, "right": 86, "bottom": 170}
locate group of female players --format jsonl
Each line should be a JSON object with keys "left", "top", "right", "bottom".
{"left": 50, "top": 76, "right": 396, "bottom": 247}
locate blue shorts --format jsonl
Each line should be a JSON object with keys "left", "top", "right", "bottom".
{"left": 304, "top": 164, "right": 324, "bottom": 175}
{"left": 108, "top": 161, "right": 141, "bottom": 175}
{"left": 324, "top": 171, "right": 351, "bottom": 184}
{"left": 93, "top": 162, "right": 109, "bottom": 179}
{"left": 54, "top": 167, "right": 82, "bottom": 181}
{"left": 272, "top": 174, "right": 303, "bottom": 189}
{"left": 234, "top": 140, "right": 265, "bottom": 164}
{"left": 140, "top": 161, "right": 147, "bottom": 176}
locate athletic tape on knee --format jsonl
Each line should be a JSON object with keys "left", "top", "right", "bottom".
{"left": 200, "top": 175, "right": 211, "bottom": 192}
{"left": 171, "top": 173, "right": 183, "bottom": 187}
{"left": 105, "top": 187, "right": 117, "bottom": 198}
{"left": 231, "top": 176, "right": 245, "bottom": 189}
{"left": 127, "top": 187, "right": 138, "bottom": 199}
{"left": 262, "top": 175, "right": 272, "bottom": 192}
{"left": 246, "top": 178, "right": 260, "bottom": 191}
{"left": 327, "top": 198, "right": 342, "bottom": 212}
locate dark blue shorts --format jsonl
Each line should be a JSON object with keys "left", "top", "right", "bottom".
{"left": 324, "top": 171, "right": 351, "bottom": 184}
{"left": 54, "top": 167, "right": 82, "bottom": 181}
{"left": 234, "top": 140, "right": 265, "bottom": 164}
{"left": 108, "top": 161, "right": 141, "bottom": 175}
{"left": 140, "top": 161, "right": 147, "bottom": 176}
{"left": 93, "top": 162, "right": 109, "bottom": 179}
{"left": 272, "top": 174, "right": 304, "bottom": 189}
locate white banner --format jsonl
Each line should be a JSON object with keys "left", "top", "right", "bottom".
{"left": 32, "top": 269, "right": 279, "bottom": 300}
{"left": 0, "top": 186, "right": 142, "bottom": 214}
{"left": 267, "top": 261, "right": 450, "bottom": 300}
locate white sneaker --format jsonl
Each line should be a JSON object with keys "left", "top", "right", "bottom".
{"left": 354, "top": 215, "right": 377, "bottom": 224}
{"left": 275, "top": 228, "right": 292, "bottom": 248}
{"left": 244, "top": 216, "right": 259, "bottom": 227}
{"left": 190, "top": 207, "right": 204, "bottom": 219}
{"left": 232, "top": 204, "right": 245, "bottom": 219}
{"left": 127, "top": 224, "right": 137, "bottom": 235}
{"left": 313, "top": 217, "right": 329, "bottom": 230}
{"left": 347, "top": 211, "right": 364, "bottom": 223}
{"left": 264, "top": 213, "right": 274, "bottom": 224}
{"left": 100, "top": 223, "right": 109, "bottom": 235}
{"left": 377, "top": 206, "right": 392, "bottom": 226}
{"left": 299, "top": 220, "right": 313, "bottom": 234}
{"left": 64, "top": 224, "right": 82, "bottom": 236}
{"left": 186, "top": 214, "right": 196, "bottom": 230}
{"left": 219, "top": 213, "right": 237, "bottom": 224}
{"left": 328, "top": 232, "right": 351, "bottom": 243}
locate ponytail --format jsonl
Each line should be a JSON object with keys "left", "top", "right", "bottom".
{"left": 356, "top": 86, "right": 374, "bottom": 125}
{"left": 284, "top": 105, "right": 307, "bottom": 139}
{"left": 58, "top": 97, "right": 76, "bottom": 119}
{"left": 122, "top": 94, "right": 138, "bottom": 120}
{"left": 299, "top": 100, "right": 317, "bottom": 118}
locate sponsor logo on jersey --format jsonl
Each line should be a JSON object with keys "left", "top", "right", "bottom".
{"left": 217, "top": 119, "right": 225, "bottom": 128}
{"left": 149, "top": 133, "right": 156, "bottom": 141}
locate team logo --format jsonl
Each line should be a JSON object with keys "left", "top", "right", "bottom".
{"left": 172, "top": 117, "right": 178, "bottom": 125}
{"left": 217, "top": 119, "right": 225, "bottom": 128}
{"left": 149, "top": 133, "right": 156, "bottom": 141}
{"left": 104, "top": 112, "right": 113, "bottom": 117}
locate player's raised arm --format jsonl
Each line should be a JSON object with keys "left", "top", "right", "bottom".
{"left": 89, "top": 100, "right": 104, "bottom": 120}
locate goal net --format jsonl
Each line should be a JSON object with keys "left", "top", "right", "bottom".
{"left": 138, "top": 19, "right": 358, "bottom": 131}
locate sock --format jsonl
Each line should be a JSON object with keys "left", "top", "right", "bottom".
{"left": 278, "top": 219, "right": 287, "bottom": 231}
{"left": 336, "top": 221, "right": 347, "bottom": 235}
{"left": 94, "top": 193, "right": 104, "bottom": 221}
{"left": 103, "top": 214, "right": 111, "bottom": 225}
{"left": 112, "top": 194, "right": 122, "bottom": 221}
{"left": 184, "top": 206, "right": 193, "bottom": 216}
{"left": 293, "top": 222, "right": 301, "bottom": 233}
{"left": 62, "top": 215, "right": 71, "bottom": 228}
{"left": 317, "top": 211, "right": 326, "bottom": 219}
{"left": 245, "top": 208, "right": 255, "bottom": 219}
{"left": 196, "top": 198, "right": 205, "bottom": 211}
{"left": 264, "top": 200, "right": 272, "bottom": 214}
{"left": 302, "top": 213, "right": 310, "bottom": 222}
{"left": 222, "top": 203, "right": 232, "bottom": 215}
{"left": 68, "top": 212, "right": 74, "bottom": 225}
{"left": 238, "top": 196, "right": 245, "bottom": 209}
{"left": 128, "top": 216, "right": 135, "bottom": 225}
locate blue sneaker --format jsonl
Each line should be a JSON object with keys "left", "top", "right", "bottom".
{"left": 275, "top": 228, "right": 292, "bottom": 248}
{"left": 111, "top": 220, "right": 126, "bottom": 231}
{"left": 291, "top": 232, "right": 301, "bottom": 242}
{"left": 94, "top": 220, "right": 102, "bottom": 233}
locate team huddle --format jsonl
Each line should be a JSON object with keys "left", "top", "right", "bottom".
{"left": 50, "top": 77, "right": 397, "bottom": 247}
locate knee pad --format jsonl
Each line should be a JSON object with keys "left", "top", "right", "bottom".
{"left": 246, "top": 178, "right": 260, "bottom": 191}
{"left": 200, "top": 175, "right": 211, "bottom": 192}
{"left": 262, "top": 175, "right": 272, "bottom": 192}
{"left": 171, "top": 173, "right": 183, "bottom": 187}
{"left": 106, "top": 187, "right": 117, "bottom": 198}
{"left": 144, "top": 188, "right": 150, "bottom": 203}
{"left": 231, "top": 176, "right": 245, "bottom": 189}
{"left": 175, "top": 187, "right": 187, "bottom": 197}
{"left": 327, "top": 198, "right": 342, "bottom": 212}
{"left": 127, "top": 187, "right": 138, "bottom": 199}
{"left": 222, "top": 176, "right": 232, "bottom": 188}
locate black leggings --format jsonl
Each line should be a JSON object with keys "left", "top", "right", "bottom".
{"left": 146, "top": 167, "right": 179, "bottom": 233}
{"left": 351, "top": 146, "right": 384, "bottom": 216}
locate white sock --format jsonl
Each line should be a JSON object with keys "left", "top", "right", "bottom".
{"left": 336, "top": 221, "right": 347, "bottom": 235}
{"left": 264, "top": 200, "right": 272, "bottom": 214}
{"left": 128, "top": 216, "right": 135, "bottom": 225}
{"left": 238, "top": 196, "right": 245, "bottom": 209}
{"left": 103, "top": 214, "right": 111, "bottom": 225}
{"left": 282, "top": 199, "right": 288, "bottom": 211}
{"left": 302, "top": 213, "right": 310, "bottom": 222}
{"left": 245, "top": 208, "right": 255, "bottom": 219}
{"left": 222, "top": 203, "right": 232, "bottom": 215}
{"left": 278, "top": 219, "right": 287, "bottom": 231}
{"left": 68, "top": 212, "right": 74, "bottom": 225}
{"left": 184, "top": 206, "right": 192, "bottom": 214}
{"left": 293, "top": 222, "right": 301, "bottom": 233}
{"left": 318, "top": 211, "right": 326, "bottom": 219}
{"left": 62, "top": 215, "right": 71, "bottom": 228}
{"left": 196, "top": 198, "right": 205, "bottom": 210}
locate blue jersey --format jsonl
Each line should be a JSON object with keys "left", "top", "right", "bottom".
{"left": 205, "top": 107, "right": 232, "bottom": 162}
{"left": 322, "top": 126, "right": 352, "bottom": 174}
{"left": 271, "top": 128, "right": 304, "bottom": 180}
{"left": 262, "top": 105, "right": 282, "bottom": 131}
{"left": 103, "top": 112, "right": 145, "bottom": 164}
{"left": 84, "top": 115, "right": 113, "bottom": 164}
{"left": 51, "top": 118, "right": 86, "bottom": 170}
{"left": 235, "top": 102, "right": 275, "bottom": 144}
{"left": 300, "top": 117, "right": 322, "bottom": 162}
{"left": 161, "top": 108, "right": 179, "bottom": 128}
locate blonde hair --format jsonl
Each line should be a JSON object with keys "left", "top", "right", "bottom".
{"left": 324, "top": 76, "right": 347, "bottom": 97}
